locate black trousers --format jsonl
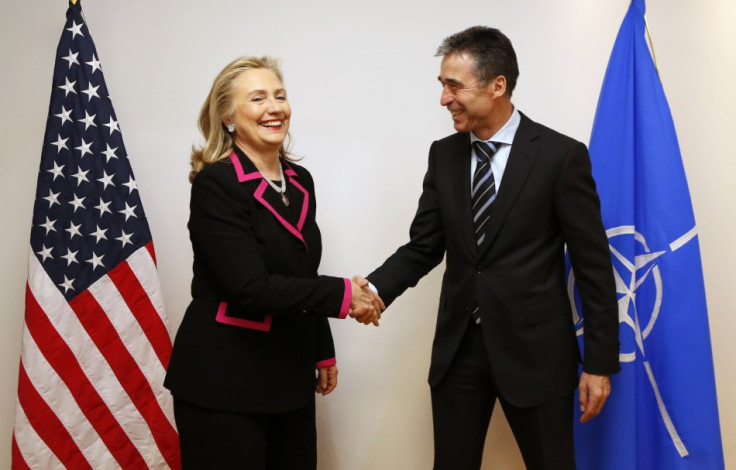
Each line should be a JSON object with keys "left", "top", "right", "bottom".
{"left": 174, "top": 397, "right": 317, "bottom": 470}
{"left": 431, "top": 320, "right": 575, "bottom": 470}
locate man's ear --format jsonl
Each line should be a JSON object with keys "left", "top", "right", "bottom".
{"left": 489, "top": 75, "right": 507, "bottom": 98}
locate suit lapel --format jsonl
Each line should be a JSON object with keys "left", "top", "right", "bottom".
{"left": 478, "top": 114, "right": 540, "bottom": 257}
{"left": 451, "top": 135, "right": 480, "bottom": 259}
{"left": 229, "top": 151, "right": 310, "bottom": 249}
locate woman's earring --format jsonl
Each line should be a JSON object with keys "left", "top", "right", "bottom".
{"left": 227, "top": 123, "right": 235, "bottom": 133}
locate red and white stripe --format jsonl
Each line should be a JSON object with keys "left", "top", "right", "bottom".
{"left": 13, "top": 243, "right": 180, "bottom": 469}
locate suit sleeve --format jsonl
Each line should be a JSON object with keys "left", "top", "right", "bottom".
{"left": 314, "top": 317, "right": 337, "bottom": 367}
{"left": 367, "top": 142, "right": 446, "bottom": 306}
{"left": 555, "top": 141, "right": 620, "bottom": 375}
{"left": 310, "top": 177, "right": 337, "bottom": 366}
{"left": 189, "top": 168, "right": 351, "bottom": 319}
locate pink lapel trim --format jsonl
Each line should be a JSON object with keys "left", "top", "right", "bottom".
{"left": 289, "top": 178, "right": 310, "bottom": 232}
{"left": 229, "top": 152, "right": 310, "bottom": 249}
{"left": 229, "top": 152, "right": 262, "bottom": 181}
{"left": 254, "top": 182, "right": 307, "bottom": 247}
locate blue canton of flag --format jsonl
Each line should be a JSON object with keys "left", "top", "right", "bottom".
{"left": 31, "top": 5, "right": 148, "bottom": 297}
{"left": 568, "top": 1, "right": 724, "bottom": 469}
{"left": 13, "top": 2, "right": 180, "bottom": 468}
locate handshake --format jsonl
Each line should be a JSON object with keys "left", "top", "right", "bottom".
{"left": 349, "top": 276, "right": 385, "bottom": 327}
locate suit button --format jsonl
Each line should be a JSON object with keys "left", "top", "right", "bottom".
{"left": 301, "top": 309, "right": 309, "bottom": 315}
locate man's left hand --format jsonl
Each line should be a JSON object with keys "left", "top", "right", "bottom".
{"left": 578, "top": 372, "right": 611, "bottom": 423}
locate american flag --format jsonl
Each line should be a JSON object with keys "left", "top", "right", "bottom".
{"left": 12, "top": 1, "right": 180, "bottom": 468}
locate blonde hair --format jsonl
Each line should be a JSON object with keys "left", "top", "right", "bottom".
{"left": 189, "top": 56, "right": 294, "bottom": 182}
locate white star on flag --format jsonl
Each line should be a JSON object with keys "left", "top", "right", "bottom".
{"left": 60, "top": 248, "right": 79, "bottom": 266}
{"left": 75, "top": 138, "right": 93, "bottom": 157}
{"left": 94, "top": 197, "right": 112, "bottom": 216}
{"left": 102, "top": 143, "right": 119, "bottom": 162}
{"left": 55, "top": 106, "right": 73, "bottom": 126}
{"left": 66, "top": 20, "right": 84, "bottom": 38}
{"left": 67, "top": 194, "right": 86, "bottom": 212}
{"left": 116, "top": 230, "right": 133, "bottom": 247}
{"left": 58, "top": 77, "right": 77, "bottom": 96}
{"left": 65, "top": 222, "right": 83, "bottom": 239}
{"left": 62, "top": 48, "right": 79, "bottom": 68}
{"left": 36, "top": 245, "right": 54, "bottom": 262}
{"left": 58, "top": 275, "right": 75, "bottom": 292}
{"left": 86, "top": 54, "right": 102, "bottom": 74}
{"left": 39, "top": 217, "right": 57, "bottom": 234}
{"left": 47, "top": 161, "right": 65, "bottom": 180}
{"left": 78, "top": 110, "right": 97, "bottom": 130}
{"left": 104, "top": 117, "right": 120, "bottom": 134}
{"left": 71, "top": 167, "right": 90, "bottom": 185}
{"left": 85, "top": 251, "right": 105, "bottom": 270}
{"left": 52, "top": 134, "right": 69, "bottom": 153}
{"left": 118, "top": 202, "right": 138, "bottom": 221}
{"left": 90, "top": 225, "right": 108, "bottom": 243}
{"left": 123, "top": 176, "right": 138, "bottom": 194}
{"left": 97, "top": 171, "right": 115, "bottom": 189}
{"left": 82, "top": 83, "right": 100, "bottom": 101}
{"left": 43, "top": 189, "right": 61, "bottom": 208}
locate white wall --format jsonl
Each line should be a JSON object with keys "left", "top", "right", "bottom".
{"left": 2, "top": 1, "right": 734, "bottom": 468}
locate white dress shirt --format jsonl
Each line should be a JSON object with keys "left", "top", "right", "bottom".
{"left": 469, "top": 107, "right": 521, "bottom": 192}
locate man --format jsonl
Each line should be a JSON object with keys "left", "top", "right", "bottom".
{"left": 363, "top": 26, "right": 620, "bottom": 469}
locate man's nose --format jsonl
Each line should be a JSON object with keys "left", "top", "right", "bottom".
{"left": 440, "top": 90, "right": 453, "bottom": 106}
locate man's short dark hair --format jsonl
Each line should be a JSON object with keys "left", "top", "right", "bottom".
{"left": 436, "top": 26, "right": 519, "bottom": 97}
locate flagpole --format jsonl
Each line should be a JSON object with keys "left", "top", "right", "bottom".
{"left": 643, "top": 16, "right": 660, "bottom": 73}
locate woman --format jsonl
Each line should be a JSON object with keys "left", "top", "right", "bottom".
{"left": 164, "top": 56, "right": 380, "bottom": 469}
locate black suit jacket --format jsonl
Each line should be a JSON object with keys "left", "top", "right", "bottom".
{"left": 165, "top": 148, "right": 350, "bottom": 413}
{"left": 368, "top": 113, "right": 620, "bottom": 407}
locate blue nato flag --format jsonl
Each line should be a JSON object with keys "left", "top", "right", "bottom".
{"left": 568, "top": 0, "right": 724, "bottom": 468}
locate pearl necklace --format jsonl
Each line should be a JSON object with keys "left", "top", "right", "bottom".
{"left": 262, "top": 161, "right": 289, "bottom": 206}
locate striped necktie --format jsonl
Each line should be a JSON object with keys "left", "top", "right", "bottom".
{"left": 471, "top": 140, "right": 501, "bottom": 247}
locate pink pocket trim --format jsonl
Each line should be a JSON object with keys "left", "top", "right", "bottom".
{"left": 215, "top": 302, "right": 272, "bottom": 332}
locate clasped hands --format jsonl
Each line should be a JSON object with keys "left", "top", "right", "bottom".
{"left": 349, "top": 276, "right": 385, "bottom": 326}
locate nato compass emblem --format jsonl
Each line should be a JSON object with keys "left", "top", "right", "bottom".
{"left": 568, "top": 226, "right": 664, "bottom": 363}
{"left": 567, "top": 225, "right": 695, "bottom": 457}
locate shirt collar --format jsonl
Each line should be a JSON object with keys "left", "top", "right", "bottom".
{"left": 470, "top": 106, "right": 521, "bottom": 146}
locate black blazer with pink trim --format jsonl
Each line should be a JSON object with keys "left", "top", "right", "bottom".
{"left": 165, "top": 148, "right": 350, "bottom": 413}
